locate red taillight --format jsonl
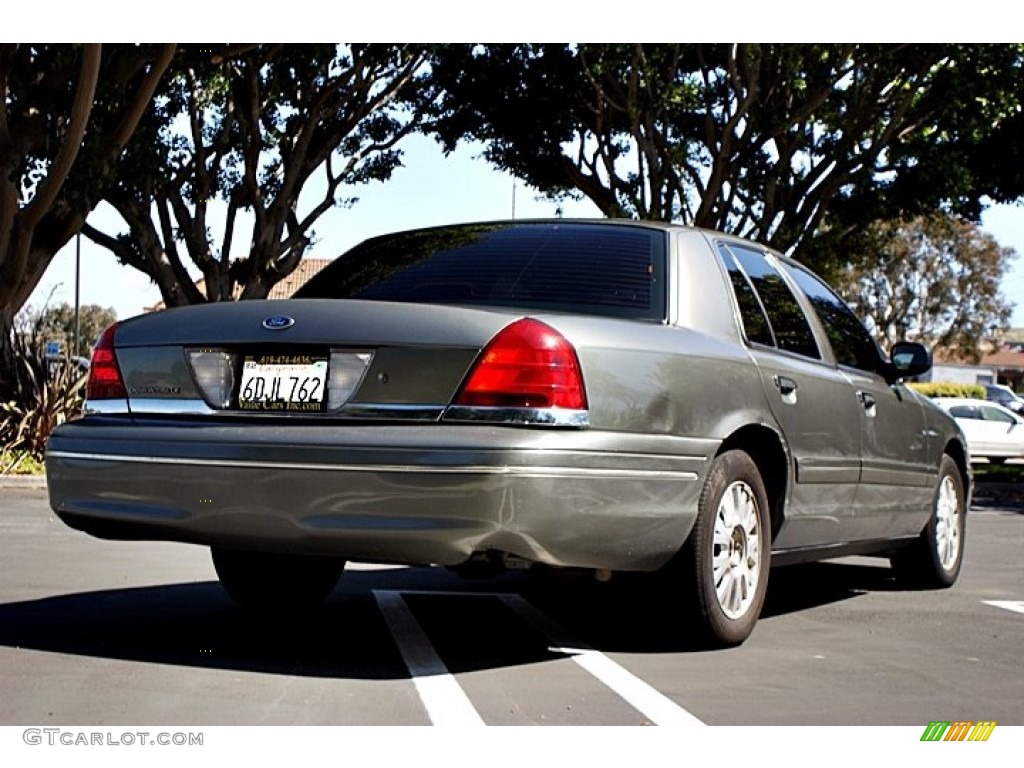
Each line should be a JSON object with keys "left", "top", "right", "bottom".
{"left": 454, "top": 318, "right": 587, "bottom": 410}
{"left": 87, "top": 323, "right": 127, "bottom": 400}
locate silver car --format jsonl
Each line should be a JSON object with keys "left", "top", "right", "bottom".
{"left": 46, "top": 220, "right": 970, "bottom": 647}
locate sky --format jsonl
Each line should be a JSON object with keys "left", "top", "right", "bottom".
{"left": 26, "top": 133, "right": 1024, "bottom": 333}
{"left": 26, "top": 135, "right": 604, "bottom": 321}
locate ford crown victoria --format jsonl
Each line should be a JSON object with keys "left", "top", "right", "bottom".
{"left": 46, "top": 220, "right": 970, "bottom": 646}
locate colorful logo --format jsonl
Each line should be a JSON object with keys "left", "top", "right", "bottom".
{"left": 920, "top": 721, "right": 997, "bottom": 742}
{"left": 262, "top": 316, "right": 295, "bottom": 330}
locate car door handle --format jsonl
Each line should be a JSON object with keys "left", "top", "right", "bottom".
{"left": 773, "top": 375, "right": 798, "bottom": 396}
{"left": 858, "top": 391, "right": 877, "bottom": 413}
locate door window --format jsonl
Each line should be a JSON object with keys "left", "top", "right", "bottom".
{"left": 783, "top": 263, "right": 883, "bottom": 373}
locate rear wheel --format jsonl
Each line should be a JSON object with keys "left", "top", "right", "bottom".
{"left": 211, "top": 548, "right": 345, "bottom": 611}
{"left": 891, "top": 455, "right": 965, "bottom": 588}
{"left": 678, "top": 450, "right": 771, "bottom": 647}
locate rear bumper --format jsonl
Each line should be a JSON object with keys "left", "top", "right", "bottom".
{"left": 46, "top": 418, "right": 712, "bottom": 571}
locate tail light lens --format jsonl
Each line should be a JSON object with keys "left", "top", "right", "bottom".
{"left": 454, "top": 318, "right": 587, "bottom": 410}
{"left": 87, "top": 323, "right": 127, "bottom": 400}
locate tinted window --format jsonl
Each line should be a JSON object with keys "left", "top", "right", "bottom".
{"left": 727, "top": 244, "right": 820, "bottom": 359}
{"left": 295, "top": 223, "right": 667, "bottom": 321}
{"left": 783, "top": 263, "right": 882, "bottom": 372}
{"left": 717, "top": 243, "right": 774, "bottom": 346}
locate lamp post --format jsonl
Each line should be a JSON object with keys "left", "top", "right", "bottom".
{"left": 73, "top": 232, "right": 81, "bottom": 359}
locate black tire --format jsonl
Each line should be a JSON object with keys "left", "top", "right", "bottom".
{"left": 678, "top": 450, "right": 771, "bottom": 647}
{"left": 211, "top": 547, "right": 345, "bottom": 611}
{"left": 890, "top": 455, "right": 965, "bottom": 588}
{"left": 987, "top": 457, "right": 1007, "bottom": 466}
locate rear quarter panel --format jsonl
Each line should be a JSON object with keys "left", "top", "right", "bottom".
{"left": 534, "top": 226, "right": 772, "bottom": 455}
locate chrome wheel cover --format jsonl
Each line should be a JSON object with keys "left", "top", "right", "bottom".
{"left": 712, "top": 480, "right": 762, "bottom": 620}
{"left": 934, "top": 475, "right": 961, "bottom": 571}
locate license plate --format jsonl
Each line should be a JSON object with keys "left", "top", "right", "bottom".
{"left": 238, "top": 354, "right": 327, "bottom": 412}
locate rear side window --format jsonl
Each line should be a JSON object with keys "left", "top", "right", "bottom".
{"left": 717, "top": 244, "right": 774, "bottom": 346}
{"left": 295, "top": 223, "right": 667, "bottom": 321}
{"left": 725, "top": 244, "right": 820, "bottom": 360}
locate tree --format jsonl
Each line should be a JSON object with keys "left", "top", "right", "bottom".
{"left": 23, "top": 302, "right": 117, "bottom": 357}
{"left": 834, "top": 214, "right": 1014, "bottom": 362}
{"left": 83, "top": 44, "right": 431, "bottom": 308}
{"left": 0, "top": 44, "right": 176, "bottom": 339}
{"left": 429, "top": 44, "right": 1024, "bottom": 271}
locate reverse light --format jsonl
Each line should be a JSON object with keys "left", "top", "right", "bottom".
{"left": 187, "top": 349, "right": 236, "bottom": 409}
{"left": 327, "top": 350, "right": 374, "bottom": 410}
{"left": 87, "top": 323, "right": 127, "bottom": 400}
{"left": 454, "top": 318, "right": 587, "bottom": 410}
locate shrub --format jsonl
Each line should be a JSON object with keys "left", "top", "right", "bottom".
{"left": 1, "top": 330, "right": 87, "bottom": 466}
{"left": 0, "top": 449, "right": 45, "bottom": 475}
{"left": 907, "top": 381, "right": 986, "bottom": 399}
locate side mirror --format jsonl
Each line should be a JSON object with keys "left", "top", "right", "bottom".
{"left": 886, "top": 341, "right": 932, "bottom": 382}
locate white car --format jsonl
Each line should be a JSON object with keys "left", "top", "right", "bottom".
{"left": 932, "top": 397, "right": 1024, "bottom": 464}
{"left": 985, "top": 383, "right": 1024, "bottom": 415}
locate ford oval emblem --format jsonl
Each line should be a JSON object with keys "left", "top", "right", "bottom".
{"left": 262, "top": 315, "right": 295, "bottom": 330}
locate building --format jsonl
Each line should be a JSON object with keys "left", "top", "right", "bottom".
{"left": 145, "top": 258, "right": 331, "bottom": 313}
{"left": 923, "top": 331, "right": 1024, "bottom": 392}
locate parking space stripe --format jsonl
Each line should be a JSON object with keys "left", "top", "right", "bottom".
{"left": 373, "top": 590, "right": 485, "bottom": 726}
{"left": 499, "top": 594, "right": 704, "bottom": 727}
{"left": 983, "top": 600, "right": 1024, "bottom": 615}
{"left": 379, "top": 588, "right": 704, "bottom": 726}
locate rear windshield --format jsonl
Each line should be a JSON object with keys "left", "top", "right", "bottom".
{"left": 294, "top": 222, "right": 667, "bottom": 321}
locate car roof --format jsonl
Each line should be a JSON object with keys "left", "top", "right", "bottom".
{"left": 933, "top": 397, "right": 1020, "bottom": 414}
{"left": 347, "top": 219, "right": 799, "bottom": 276}
{"left": 353, "top": 217, "right": 777, "bottom": 247}
{"left": 986, "top": 383, "right": 1020, "bottom": 396}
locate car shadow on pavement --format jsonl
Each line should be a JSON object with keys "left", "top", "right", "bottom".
{"left": 0, "top": 558, "right": 904, "bottom": 673}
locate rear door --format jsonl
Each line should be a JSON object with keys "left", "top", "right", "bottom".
{"left": 781, "top": 262, "right": 933, "bottom": 540}
{"left": 718, "top": 242, "right": 863, "bottom": 550}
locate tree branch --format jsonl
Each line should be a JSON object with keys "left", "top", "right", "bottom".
{"left": 21, "top": 44, "right": 102, "bottom": 232}
{"left": 110, "top": 44, "right": 176, "bottom": 151}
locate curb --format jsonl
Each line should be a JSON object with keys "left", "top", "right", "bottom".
{"left": 0, "top": 474, "right": 47, "bottom": 489}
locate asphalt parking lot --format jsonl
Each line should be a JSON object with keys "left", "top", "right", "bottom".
{"left": 1, "top": 485, "right": 1021, "bottom": 730}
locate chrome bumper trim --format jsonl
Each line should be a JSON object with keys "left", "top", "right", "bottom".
{"left": 442, "top": 405, "right": 590, "bottom": 428}
{"left": 47, "top": 450, "right": 698, "bottom": 481}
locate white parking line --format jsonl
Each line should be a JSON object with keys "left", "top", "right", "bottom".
{"left": 499, "top": 593, "right": 704, "bottom": 727}
{"left": 373, "top": 590, "right": 485, "bottom": 726}
{"left": 983, "top": 600, "right": 1024, "bottom": 615}
{"left": 385, "top": 589, "right": 703, "bottom": 727}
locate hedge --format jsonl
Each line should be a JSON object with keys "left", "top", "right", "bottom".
{"left": 906, "top": 381, "right": 986, "bottom": 399}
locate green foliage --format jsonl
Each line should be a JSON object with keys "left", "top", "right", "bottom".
{"left": 0, "top": 329, "right": 87, "bottom": 464}
{"left": 0, "top": 44, "right": 176, "bottom": 330}
{"left": 89, "top": 44, "right": 432, "bottom": 308}
{"left": 834, "top": 214, "right": 1014, "bottom": 361}
{"left": 428, "top": 44, "right": 1024, "bottom": 267}
{"left": 907, "top": 381, "right": 986, "bottom": 399}
{"left": 22, "top": 302, "right": 117, "bottom": 357}
{"left": 0, "top": 449, "right": 44, "bottom": 475}
{"left": 971, "top": 462, "right": 1024, "bottom": 488}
